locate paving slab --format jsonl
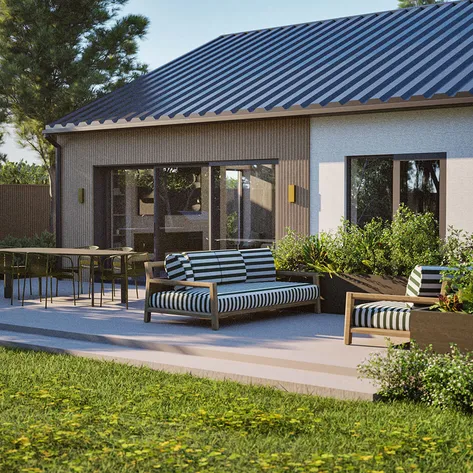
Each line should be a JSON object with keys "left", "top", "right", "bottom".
{"left": 0, "top": 279, "right": 394, "bottom": 400}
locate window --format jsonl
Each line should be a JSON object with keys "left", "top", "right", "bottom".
{"left": 347, "top": 153, "right": 445, "bottom": 232}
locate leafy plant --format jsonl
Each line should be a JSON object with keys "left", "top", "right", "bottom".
{"left": 431, "top": 293, "right": 463, "bottom": 313}
{"left": 359, "top": 342, "right": 473, "bottom": 413}
{"left": 439, "top": 255, "right": 473, "bottom": 314}
{"left": 301, "top": 233, "right": 337, "bottom": 275}
{"left": 272, "top": 229, "right": 307, "bottom": 271}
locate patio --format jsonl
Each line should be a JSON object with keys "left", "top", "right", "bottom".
{"left": 0, "top": 279, "right": 401, "bottom": 401}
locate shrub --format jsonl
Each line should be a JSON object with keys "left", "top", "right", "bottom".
{"left": 389, "top": 205, "right": 441, "bottom": 276}
{"left": 0, "top": 231, "right": 55, "bottom": 249}
{"left": 272, "top": 229, "right": 306, "bottom": 271}
{"left": 359, "top": 343, "right": 473, "bottom": 413}
{"left": 441, "top": 227, "right": 473, "bottom": 265}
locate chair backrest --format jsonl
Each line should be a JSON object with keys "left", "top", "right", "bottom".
{"left": 26, "top": 253, "right": 50, "bottom": 276}
{"left": 164, "top": 248, "right": 276, "bottom": 285}
{"left": 405, "top": 265, "right": 447, "bottom": 298}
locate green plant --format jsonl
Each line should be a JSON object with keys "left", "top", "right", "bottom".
{"left": 359, "top": 343, "right": 473, "bottom": 413}
{"left": 441, "top": 227, "right": 473, "bottom": 265}
{"left": 389, "top": 205, "right": 441, "bottom": 276}
{"left": 272, "top": 229, "right": 307, "bottom": 271}
{"left": 431, "top": 293, "right": 464, "bottom": 313}
{"left": 439, "top": 255, "right": 473, "bottom": 314}
{"left": 0, "top": 231, "right": 55, "bottom": 249}
{"left": 301, "top": 233, "right": 337, "bottom": 275}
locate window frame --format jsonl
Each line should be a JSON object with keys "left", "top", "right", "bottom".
{"left": 346, "top": 152, "right": 446, "bottom": 237}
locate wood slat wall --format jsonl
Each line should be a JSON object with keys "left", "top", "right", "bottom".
{"left": 0, "top": 185, "right": 50, "bottom": 240}
{"left": 57, "top": 117, "right": 310, "bottom": 247}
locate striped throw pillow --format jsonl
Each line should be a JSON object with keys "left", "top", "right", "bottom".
{"left": 240, "top": 248, "right": 276, "bottom": 282}
{"left": 405, "top": 265, "right": 446, "bottom": 298}
{"left": 215, "top": 250, "right": 247, "bottom": 284}
{"left": 164, "top": 253, "right": 194, "bottom": 291}
{"left": 184, "top": 251, "right": 222, "bottom": 283}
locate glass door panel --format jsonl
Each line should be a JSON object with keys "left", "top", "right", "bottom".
{"left": 156, "top": 166, "right": 209, "bottom": 260}
{"left": 400, "top": 160, "right": 440, "bottom": 221}
{"left": 213, "top": 163, "right": 275, "bottom": 249}
{"left": 110, "top": 169, "right": 155, "bottom": 254}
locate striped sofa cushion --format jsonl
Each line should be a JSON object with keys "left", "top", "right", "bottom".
{"left": 215, "top": 250, "right": 247, "bottom": 284}
{"left": 405, "top": 265, "right": 446, "bottom": 298}
{"left": 164, "top": 253, "right": 194, "bottom": 291}
{"left": 149, "top": 281, "right": 319, "bottom": 314}
{"left": 240, "top": 248, "right": 276, "bottom": 282}
{"left": 184, "top": 251, "right": 222, "bottom": 283}
{"left": 353, "top": 301, "right": 411, "bottom": 331}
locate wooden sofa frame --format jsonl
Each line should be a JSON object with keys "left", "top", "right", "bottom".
{"left": 144, "top": 261, "right": 320, "bottom": 330}
{"left": 344, "top": 292, "right": 438, "bottom": 345}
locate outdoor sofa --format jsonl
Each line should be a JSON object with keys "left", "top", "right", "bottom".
{"left": 144, "top": 248, "right": 320, "bottom": 330}
{"left": 344, "top": 265, "right": 446, "bottom": 344}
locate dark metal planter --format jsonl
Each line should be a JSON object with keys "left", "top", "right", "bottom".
{"left": 319, "top": 273, "right": 407, "bottom": 315}
{"left": 410, "top": 309, "right": 473, "bottom": 354}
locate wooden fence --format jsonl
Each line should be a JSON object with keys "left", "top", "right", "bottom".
{"left": 0, "top": 185, "right": 50, "bottom": 240}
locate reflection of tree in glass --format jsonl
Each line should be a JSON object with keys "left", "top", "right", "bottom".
{"left": 351, "top": 158, "right": 393, "bottom": 226}
{"left": 401, "top": 160, "right": 439, "bottom": 217}
{"left": 158, "top": 168, "right": 201, "bottom": 218}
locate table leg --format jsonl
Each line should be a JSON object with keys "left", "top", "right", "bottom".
{"left": 90, "top": 256, "right": 95, "bottom": 307}
{"left": 120, "top": 255, "right": 128, "bottom": 306}
{"left": 3, "top": 254, "right": 12, "bottom": 299}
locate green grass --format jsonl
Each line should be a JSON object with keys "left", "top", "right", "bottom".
{"left": 0, "top": 348, "right": 473, "bottom": 472}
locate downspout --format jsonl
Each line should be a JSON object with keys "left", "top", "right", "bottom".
{"left": 44, "top": 134, "right": 62, "bottom": 248}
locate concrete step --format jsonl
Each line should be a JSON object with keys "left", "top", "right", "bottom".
{"left": 0, "top": 330, "right": 376, "bottom": 401}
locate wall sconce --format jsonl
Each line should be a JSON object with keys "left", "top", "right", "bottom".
{"left": 288, "top": 184, "right": 296, "bottom": 203}
{"left": 78, "top": 188, "right": 85, "bottom": 204}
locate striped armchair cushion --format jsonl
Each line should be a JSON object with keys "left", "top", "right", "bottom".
{"left": 215, "top": 250, "right": 247, "bottom": 284}
{"left": 405, "top": 265, "right": 446, "bottom": 297}
{"left": 149, "top": 281, "right": 318, "bottom": 314}
{"left": 164, "top": 253, "right": 194, "bottom": 291}
{"left": 184, "top": 251, "right": 222, "bottom": 283}
{"left": 240, "top": 248, "right": 276, "bottom": 282}
{"left": 353, "top": 301, "right": 411, "bottom": 331}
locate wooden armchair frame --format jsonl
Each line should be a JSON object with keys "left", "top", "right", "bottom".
{"left": 144, "top": 261, "right": 320, "bottom": 330}
{"left": 344, "top": 292, "right": 438, "bottom": 345}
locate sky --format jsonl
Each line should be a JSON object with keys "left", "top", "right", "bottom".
{"left": 1, "top": 0, "right": 397, "bottom": 163}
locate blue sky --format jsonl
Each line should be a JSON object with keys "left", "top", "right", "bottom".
{"left": 2, "top": 0, "right": 397, "bottom": 163}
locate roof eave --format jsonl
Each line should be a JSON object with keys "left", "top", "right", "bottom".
{"left": 43, "top": 95, "right": 473, "bottom": 134}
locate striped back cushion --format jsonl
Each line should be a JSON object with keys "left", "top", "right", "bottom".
{"left": 405, "top": 265, "right": 445, "bottom": 297}
{"left": 184, "top": 251, "right": 222, "bottom": 283}
{"left": 240, "top": 248, "right": 276, "bottom": 282}
{"left": 164, "top": 253, "right": 194, "bottom": 290}
{"left": 215, "top": 250, "right": 247, "bottom": 284}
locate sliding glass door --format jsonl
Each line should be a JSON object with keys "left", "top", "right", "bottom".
{"left": 104, "top": 161, "right": 276, "bottom": 259}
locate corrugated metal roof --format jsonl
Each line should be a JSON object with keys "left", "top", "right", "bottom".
{"left": 47, "top": 0, "right": 473, "bottom": 132}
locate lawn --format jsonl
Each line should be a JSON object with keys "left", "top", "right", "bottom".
{"left": 0, "top": 348, "right": 473, "bottom": 472}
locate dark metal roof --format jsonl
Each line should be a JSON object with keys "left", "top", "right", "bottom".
{"left": 47, "top": 0, "right": 473, "bottom": 132}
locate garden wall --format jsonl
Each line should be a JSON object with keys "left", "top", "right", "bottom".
{"left": 0, "top": 185, "right": 50, "bottom": 239}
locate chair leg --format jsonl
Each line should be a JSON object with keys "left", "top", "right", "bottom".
{"left": 45, "top": 277, "right": 48, "bottom": 309}
{"left": 100, "top": 278, "right": 104, "bottom": 307}
{"left": 29, "top": 277, "right": 32, "bottom": 296}
{"left": 39, "top": 277, "right": 42, "bottom": 302}
{"left": 21, "top": 273, "right": 27, "bottom": 307}
{"left": 56, "top": 278, "right": 59, "bottom": 297}
{"left": 135, "top": 279, "right": 138, "bottom": 299}
{"left": 50, "top": 277, "right": 53, "bottom": 303}
{"left": 72, "top": 275, "right": 76, "bottom": 306}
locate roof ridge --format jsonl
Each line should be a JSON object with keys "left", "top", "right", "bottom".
{"left": 217, "top": 0, "right": 469, "bottom": 39}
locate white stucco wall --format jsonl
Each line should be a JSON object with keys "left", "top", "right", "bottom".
{"left": 310, "top": 107, "right": 473, "bottom": 234}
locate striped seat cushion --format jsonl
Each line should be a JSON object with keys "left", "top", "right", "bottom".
{"left": 149, "top": 281, "right": 319, "bottom": 314}
{"left": 353, "top": 301, "right": 411, "bottom": 331}
{"left": 164, "top": 253, "right": 194, "bottom": 291}
{"left": 215, "top": 250, "right": 247, "bottom": 284}
{"left": 240, "top": 248, "right": 276, "bottom": 282}
{"left": 405, "top": 265, "right": 447, "bottom": 297}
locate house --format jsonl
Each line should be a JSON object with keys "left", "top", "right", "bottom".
{"left": 45, "top": 1, "right": 473, "bottom": 258}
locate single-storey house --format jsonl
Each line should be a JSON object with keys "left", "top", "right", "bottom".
{"left": 45, "top": 0, "right": 473, "bottom": 259}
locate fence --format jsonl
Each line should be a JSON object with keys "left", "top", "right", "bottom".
{"left": 0, "top": 185, "right": 50, "bottom": 240}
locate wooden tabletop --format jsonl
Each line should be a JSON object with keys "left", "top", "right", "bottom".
{"left": 0, "top": 248, "right": 138, "bottom": 257}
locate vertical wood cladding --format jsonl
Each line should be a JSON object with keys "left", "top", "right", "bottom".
{"left": 0, "top": 185, "right": 50, "bottom": 239}
{"left": 57, "top": 117, "right": 310, "bottom": 248}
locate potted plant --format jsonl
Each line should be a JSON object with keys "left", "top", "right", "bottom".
{"left": 410, "top": 258, "right": 473, "bottom": 354}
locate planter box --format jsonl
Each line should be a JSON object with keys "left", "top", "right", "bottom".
{"left": 410, "top": 309, "right": 473, "bottom": 354}
{"left": 319, "top": 274, "right": 407, "bottom": 314}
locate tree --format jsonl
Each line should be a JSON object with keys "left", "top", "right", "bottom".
{"left": 398, "top": 0, "right": 443, "bottom": 7}
{"left": 0, "top": 157, "right": 49, "bottom": 184}
{"left": 0, "top": 0, "right": 149, "bottom": 232}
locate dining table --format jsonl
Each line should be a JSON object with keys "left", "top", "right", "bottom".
{"left": 1, "top": 247, "right": 138, "bottom": 307}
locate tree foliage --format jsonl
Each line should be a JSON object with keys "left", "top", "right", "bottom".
{"left": 0, "top": 0, "right": 149, "bottom": 229}
{"left": 398, "top": 0, "right": 443, "bottom": 8}
{"left": 0, "top": 157, "right": 49, "bottom": 184}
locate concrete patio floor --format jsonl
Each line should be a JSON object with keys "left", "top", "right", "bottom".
{"left": 0, "top": 279, "right": 399, "bottom": 401}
